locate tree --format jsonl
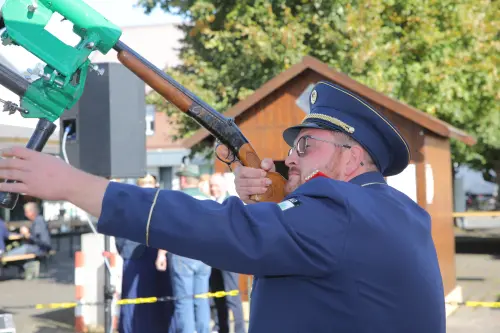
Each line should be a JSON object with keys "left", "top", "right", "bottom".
{"left": 138, "top": 0, "right": 500, "bottom": 198}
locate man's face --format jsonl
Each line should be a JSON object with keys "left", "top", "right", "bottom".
{"left": 24, "top": 208, "right": 36, "bottom": 221}
{"left": 209, "top": 177, "right": 225, "bottom": 199}
{"left": 139, "top": 180, "right": 156, "bottom": 188}
{"left": 284, "top": 128, "right": 352, "bottom": 194}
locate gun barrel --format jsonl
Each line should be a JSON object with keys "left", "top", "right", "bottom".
{"left": 113, "top": 41, "right": 223, "bottom": 118}
{"left": 114, "top": 40, "right": 248, "bottom": 150}
{"left": 0, "top": 62, "right": 29, "bottom": 97}
{"left": 113, "top": 40, "right": 287, "bottom": 203}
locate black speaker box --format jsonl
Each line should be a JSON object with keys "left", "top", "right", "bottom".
{"left": 59, "top": 62, "right": 147, "bottom": 178}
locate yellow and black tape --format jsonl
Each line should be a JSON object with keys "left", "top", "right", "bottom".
{"left": 4, "top": 290, "right": 500, "bottom": 311}
{"left": 8, "top": 289, "right": 241, "bottom": 310}
{"left": 117, "top": 289, "right": 240, "bottom": 305}
{"left": 447, "top": 301, "right": 500, "bottom": 309}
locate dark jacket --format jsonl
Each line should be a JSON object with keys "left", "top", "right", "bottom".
{"left": 29, "top": 215, "right": 51, "bottom": 251}
{"left": 0, "top": 218, "right": 9, "bottom": 252}
{"left": 115, "top": 237, "right": 146, "bottom": 260}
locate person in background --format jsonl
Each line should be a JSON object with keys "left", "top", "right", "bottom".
{"left": 159, "top": 164, "right": 212, "bottom": 333}
{"left": 199, "top": 173, "right": 211, "bottom": 197}
{"left": 3, "top": 202, "right": 51, "bottom": 257}
{"left": 115, "top": 175, "right": 176, "bottom": 333}
{"left": 208, "top": 173, "right": 246, "bottom": 333}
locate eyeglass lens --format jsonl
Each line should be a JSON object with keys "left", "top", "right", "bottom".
{"left": 288, "top": 136, "right": 308, "bottom": 156}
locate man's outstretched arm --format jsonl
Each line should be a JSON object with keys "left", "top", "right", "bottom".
{"left": 96, "top": 181, "right": 348, "bottom": 277}
{"left": 0, "top": 147, "right": 347, "bottom": 277}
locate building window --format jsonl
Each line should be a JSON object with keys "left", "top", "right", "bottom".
{"left": 146, "top": 104, "right": 155, "bottom": 136}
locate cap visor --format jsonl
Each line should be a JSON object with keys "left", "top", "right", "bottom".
{"left": 283, "top": 122, "right": 324, "bottom": 146}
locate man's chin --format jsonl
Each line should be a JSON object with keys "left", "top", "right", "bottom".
{"left": 285, "top": 177, "right": 301, "bottom": 195}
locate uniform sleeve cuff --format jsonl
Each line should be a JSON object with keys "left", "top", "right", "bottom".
{"left": 96, "top": 182, "right": 159, "bottom": 245}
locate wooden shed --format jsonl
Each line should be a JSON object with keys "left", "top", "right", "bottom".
{"left": 183, "top": 56, "right": 475, "bottom": 303}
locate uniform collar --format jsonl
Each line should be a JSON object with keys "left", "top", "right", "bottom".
{"left": 348, "top": 171, "right": 387, "bottom": 187}
{"left": 292, "top": 170, "right": 387, "bottom": 200}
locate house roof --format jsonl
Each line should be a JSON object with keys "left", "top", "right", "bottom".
{"left": 182, "top": 56, "right": 476, "bottom": 148}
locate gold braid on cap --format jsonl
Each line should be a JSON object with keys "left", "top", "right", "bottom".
{"left": 303, "top": 114, "right": 355, "bottom": 134}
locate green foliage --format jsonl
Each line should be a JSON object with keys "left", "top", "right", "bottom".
{"left": 138, "top": 0, "right": 500, "bottom": 177}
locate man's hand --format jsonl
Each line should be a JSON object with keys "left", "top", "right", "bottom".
{"left": 0, "top": 147, "right": 78, "bottom": 201}
{"left": 234, "top": 158, "right": 276, "bottom": 204}
{"left": 20, "top": 226, "right": 30, "bottom": 238}
{"left": 156, "top": 250, "right": 167, "bottom": 271}
{"left": 0, "top": 146, "right": 109, "bottom": 217}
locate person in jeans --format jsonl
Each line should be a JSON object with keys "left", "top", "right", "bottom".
{"left": 157, "top": 164, "right": 211, "bottom": 333}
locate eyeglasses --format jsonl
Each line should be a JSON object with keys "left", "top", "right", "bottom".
{"left": 288, "top": 135, "right": 351, "bottom": 157}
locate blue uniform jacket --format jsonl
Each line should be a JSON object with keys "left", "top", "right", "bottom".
{"left": 97, "top": 171, "right": 446, "bottom": 333}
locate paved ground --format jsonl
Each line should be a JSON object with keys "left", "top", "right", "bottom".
{"left": 446, "top": 230, "right": 500, "bottom": 333}
{"left": 0, "top": 235, "right": 77, "bottom": 333}
{"left": 446, "top": 253, "right": 500, "bottom": 332}
{"left": 1, "top": 232, "right": 499, "bottom": 333}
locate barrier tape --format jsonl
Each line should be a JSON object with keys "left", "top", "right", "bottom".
{"left": 2, "top": 289, "right": 499, "bottom": 310}
{"left": 448, "top": 301, "right": 500, "bottom": 309}
{"left": 2, "top": 289, "right": 240, "bottom": 310}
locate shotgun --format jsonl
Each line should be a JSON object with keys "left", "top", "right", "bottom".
{"left": 0, "top": 0, "right": 286, "bottom": 209}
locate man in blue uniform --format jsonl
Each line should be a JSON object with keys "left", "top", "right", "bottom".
{"left": 114, "top": 175, "right": 176, "bottom": 333}
{"left": 0, "top": 81, "right": 446, "bottom": 333}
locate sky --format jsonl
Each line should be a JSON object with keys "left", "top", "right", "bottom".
{"left": 0, "top": 0, "right": 184, "bottom": 71}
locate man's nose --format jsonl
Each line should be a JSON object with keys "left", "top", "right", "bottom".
{"left": 285, "top": 150, "right": 298, "bottom": 167}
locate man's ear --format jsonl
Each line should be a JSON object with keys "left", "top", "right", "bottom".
{"left": 345, "top": 145, "right": 364, "bottom": 175}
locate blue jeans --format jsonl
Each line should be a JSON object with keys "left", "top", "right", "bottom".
{"left": 169, "top": 254, "right": 211, "bottom": 333}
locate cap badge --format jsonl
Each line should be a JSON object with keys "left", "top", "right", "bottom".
{"left": 310, "top": 89, "right": 317, "bottom": 104}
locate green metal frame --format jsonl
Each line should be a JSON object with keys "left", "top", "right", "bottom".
{"left": 0, "top": 0, "right": 122, "bottom": 121}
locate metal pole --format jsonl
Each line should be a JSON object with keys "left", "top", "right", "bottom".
{"left": 104, "top": 235, "right": 114, "bottom": 333}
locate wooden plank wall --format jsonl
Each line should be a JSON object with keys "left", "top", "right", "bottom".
{"left": 422, "top": 133, "right": 456, "bottom": 295}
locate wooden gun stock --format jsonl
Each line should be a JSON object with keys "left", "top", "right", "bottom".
{"left": 113, "top": 41, "right": 286, "bottom": 203}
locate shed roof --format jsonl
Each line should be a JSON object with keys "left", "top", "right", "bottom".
{"left": 183, "top": 56, "right": 475, "bottom": 148}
